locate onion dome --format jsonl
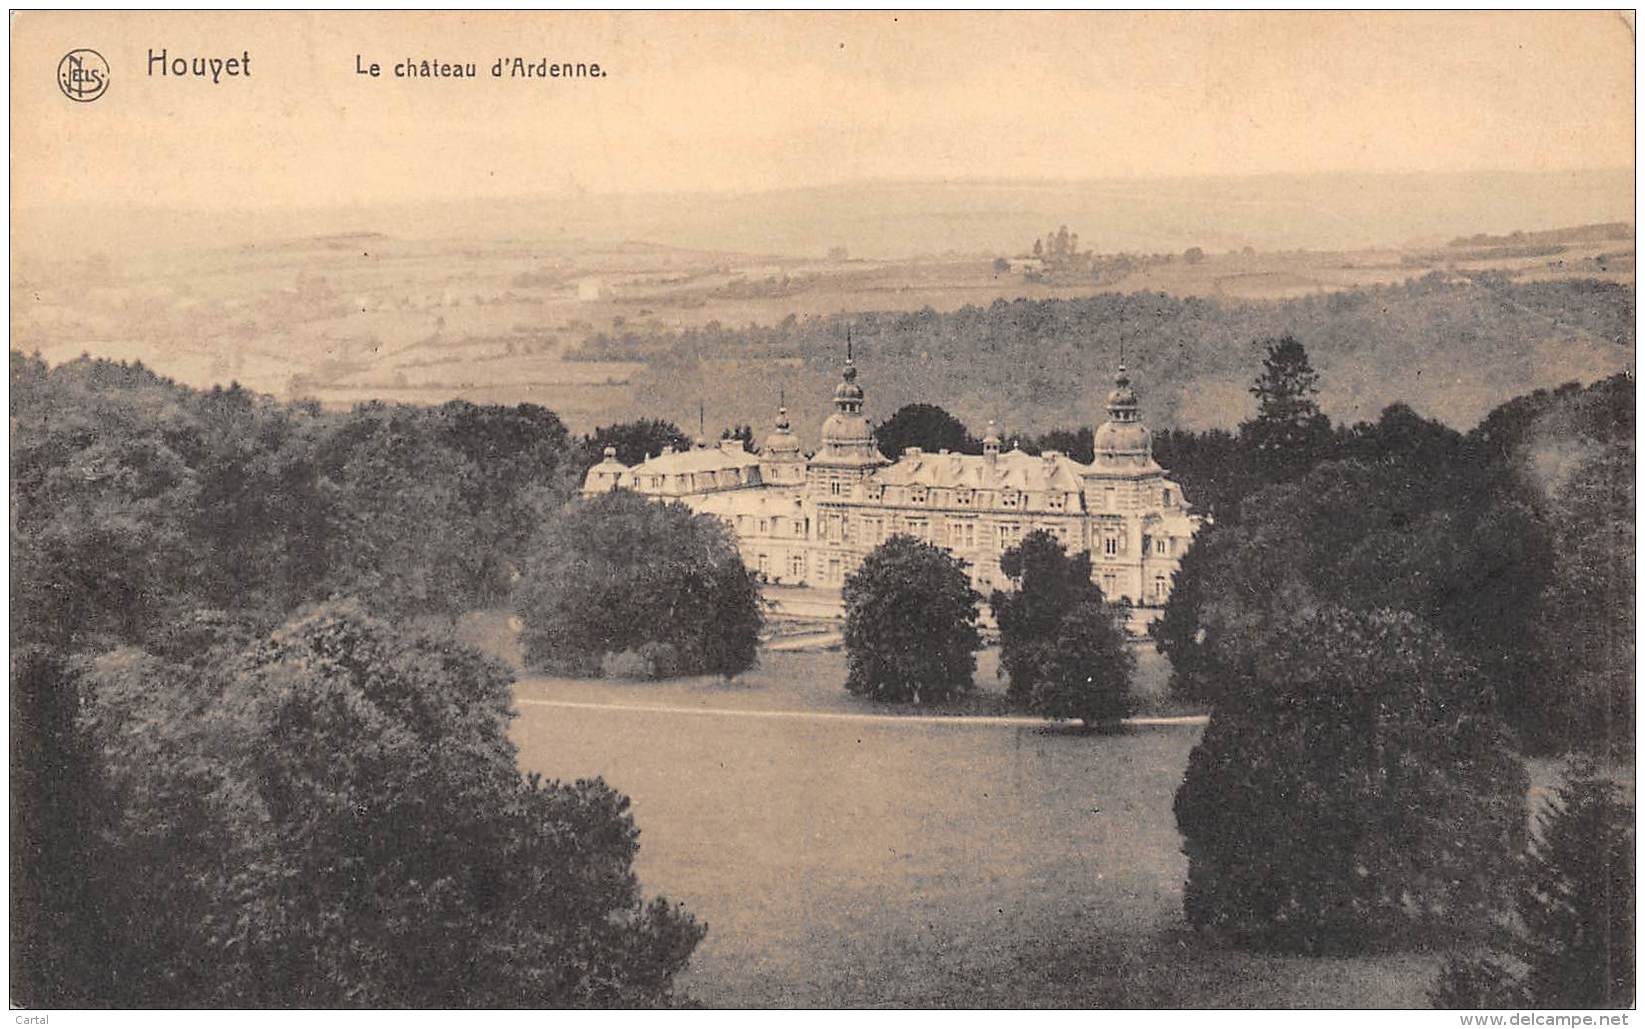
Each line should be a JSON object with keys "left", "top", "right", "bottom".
{"left": 1094, "top": 365, "right": 1153, "bottom": 457}
{"left": 820, "top": 352, "right": 875, "bottom": 453}
{"left": 763, "top": 405, "right": 802, "bottom": 455}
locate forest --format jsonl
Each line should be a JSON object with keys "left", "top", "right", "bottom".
{"left": 567, "top": 273, "right": 1633, "bottom": 441}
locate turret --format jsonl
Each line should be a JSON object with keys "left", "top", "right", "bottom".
{"left": 807, "top": 343, "right": 887, "bottom": 497}
{"left": 760, "top": 401, "right": 806, "bottom": 487}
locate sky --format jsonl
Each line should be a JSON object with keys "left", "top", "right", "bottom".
{"left": 10, "top": 11, "right": 1637, "bottom": 214}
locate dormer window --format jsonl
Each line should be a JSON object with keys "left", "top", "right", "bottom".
{"left": 866, "top": 484, "right": 883, "bottom": 501}
{"left": 1001, "top": 492, "right": 1018, "bottom": 509}
{"left": 955, "top": 489, "right": 973, "bottom": 507}
{"left": 1048, "top": 494, "right": 1065, "bottom": 511}
{"left": 910, "top": 486, "right": 928, "bottom": 504}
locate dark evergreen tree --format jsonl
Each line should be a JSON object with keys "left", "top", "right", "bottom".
{"left": 1433, "top": 761, "right": 1635, "bottom": 1009}
{"left": 1238, "top": 335, "right": 1336, "bottom": 484}
{"left": 843, "top": 535, "right": 982, "bottom": 704}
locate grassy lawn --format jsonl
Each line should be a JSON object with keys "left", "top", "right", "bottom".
{"left": 508, "top": 648, "right": 1443, "bottom": 1007}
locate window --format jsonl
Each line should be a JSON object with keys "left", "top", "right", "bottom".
{"left": 1048, "top": 494, "right": 1064, "bottom": 511}
{"left": 1154, "top": 537, "right": 1168, "bottom": 556}
{"left": 1154, "top": 575, "right": 1169, "bottom": 602}
{"left": 1104, "top": 487, "right": 1116, "bottom": 511}
{"left": 866, "top": 484, "right": 883, "bottom": 501}
{"left": 759, "top": 519, "right": 769, "bottom": 535}
{"left": 828, "top": 558, "right": 842, "bottom": 583}
{"left": 790, "top": 553, "right": 806, "bottom": 578}
{"left": 1103, "top": 535, "right": 1119, "bottom": 557}
{"left": 757, "top": 553, "right": 770, "bottom": 577}
{"left": 998, "top": 523, "right": 1022, "bottom": 552}
{"left": 1001, "top": 492, "right": 1018, "bottom": 509}
{"left": 911, "top": 487, "right": 928, "bottom": 504}
{"left": 907, "top": 519, "right": 928, "bottom": 540}
{"left": 1162, "top": 489, "right": 1173, "bottom": 506}
{"left": 830, "top": 480, "right": 844, "bottom": 496}
{"left": 955, "top": 489, "right": 972, "bottom": 507}
{"left": 1102, "top": 574, "right": 1118, "bottom": 597}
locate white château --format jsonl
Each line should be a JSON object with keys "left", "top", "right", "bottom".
{"left": 583, "top": 353, "right": 1203, "bottom": 609}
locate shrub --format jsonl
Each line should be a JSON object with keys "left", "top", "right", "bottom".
{"left": 843, "top": 535, "right": 982, "bottom": 704}
{"left": 1174, "top": 605, "right": 1527, "bottom": 953}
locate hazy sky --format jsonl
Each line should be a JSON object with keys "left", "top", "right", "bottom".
{"left": 11, "top": 11, "right": 1637, "bottom": 212}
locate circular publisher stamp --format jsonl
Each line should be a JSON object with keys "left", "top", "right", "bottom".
{"left": 58, "top": 49, "right": 109, "bottom": 102}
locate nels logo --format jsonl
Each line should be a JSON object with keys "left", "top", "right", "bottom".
{"left": 58, "top": 49, "right": 109, "bottom": 102}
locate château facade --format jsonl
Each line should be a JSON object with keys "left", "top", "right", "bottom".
{"left": 582, "top": 355, "right": 1202, "bottom": 608}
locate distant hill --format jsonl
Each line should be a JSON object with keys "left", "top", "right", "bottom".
{"left": 571, "top": 273, "right": 1635, "bottom": 441}
{"left": 14, "top": 169, "right": 1634, "bottom": 263}
{"left": 1449, "top": 222, "right": 1632, "bottom": 248}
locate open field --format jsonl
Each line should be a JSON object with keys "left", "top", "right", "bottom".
{"left": 12, "top": 188, "right": 1632, "bottom": 438}
{"left": 509, "top": 649, "right": 1443, "bottom": 1007}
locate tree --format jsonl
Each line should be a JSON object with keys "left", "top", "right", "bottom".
{"left": 68, "top": 603, "right": 705, "bottom": 1007}
{"left": 843, "top": 535, "right": 982, "bottom": 704}
{"left": 1026, "top": 600, "right": 1134, "bottom": 726}
{"left": 1174, "top": 606, "right": 1527, "bottom": 953}
{"left": 581, "top": 419, "right": 692, "bottom": 471}
{"left": 1020, "top": 427, "right": 1096, "bottom": 464}
{"left": 873, "top": 403, "right": 980, "bottom": 458}
{"left": 1527, "top": 442, "right": 1634, "bottom": 756}
{"left": 1239, "top": 335, "right": 1335, "bottom": 484}
{"left": 1183, "top": 246, "right": 1205, "bottom": 265}
{"left": 719, "top": 424, "right": 754, "bottom": 447}
{"left": 513, "top": 491, "right": 762, "bottom": 679}
{"left": 1433, "top": 761, "right": 1635, "bottom": 1009}
{"left": 992, "top": 531, "right": 1132, "bottom": 724}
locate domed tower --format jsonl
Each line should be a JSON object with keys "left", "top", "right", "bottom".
{"left": 759, "top": 402, "right": 806, "bottom": 488}
{"left": 1092, "top": 365, "right": 1155, "bottom": 468}
{"left": 807, "top": 346, "right": 887, "bottom": 498}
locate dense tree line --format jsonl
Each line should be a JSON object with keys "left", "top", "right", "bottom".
{"left": 10, "top": 352, "right": 706, "bottom": 1006}
{"left": 564, "top": 275, "right": 1633, "bottom": 446}
{"left": 1164, "top": 340, "right": 1633, "bottom": 959}
{"left": 11, "top": 352, "right": 583, "bottom": 634}
{"left": 1158, "top": 358, "right": 1634, "bottom": 755}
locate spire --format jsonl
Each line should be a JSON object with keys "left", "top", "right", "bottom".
{"left": 1107, "top": 364, "right": 1139, "bottom": 423}
{"left": 833, "top": 334, "right": 864, "bottom": 413}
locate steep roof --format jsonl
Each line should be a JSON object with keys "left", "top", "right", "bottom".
{"left": 630, "top": 444, "right": 761, "bottom": 477}
{"left": 871, "top": 448, "right": 1089, "bottom": 493}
